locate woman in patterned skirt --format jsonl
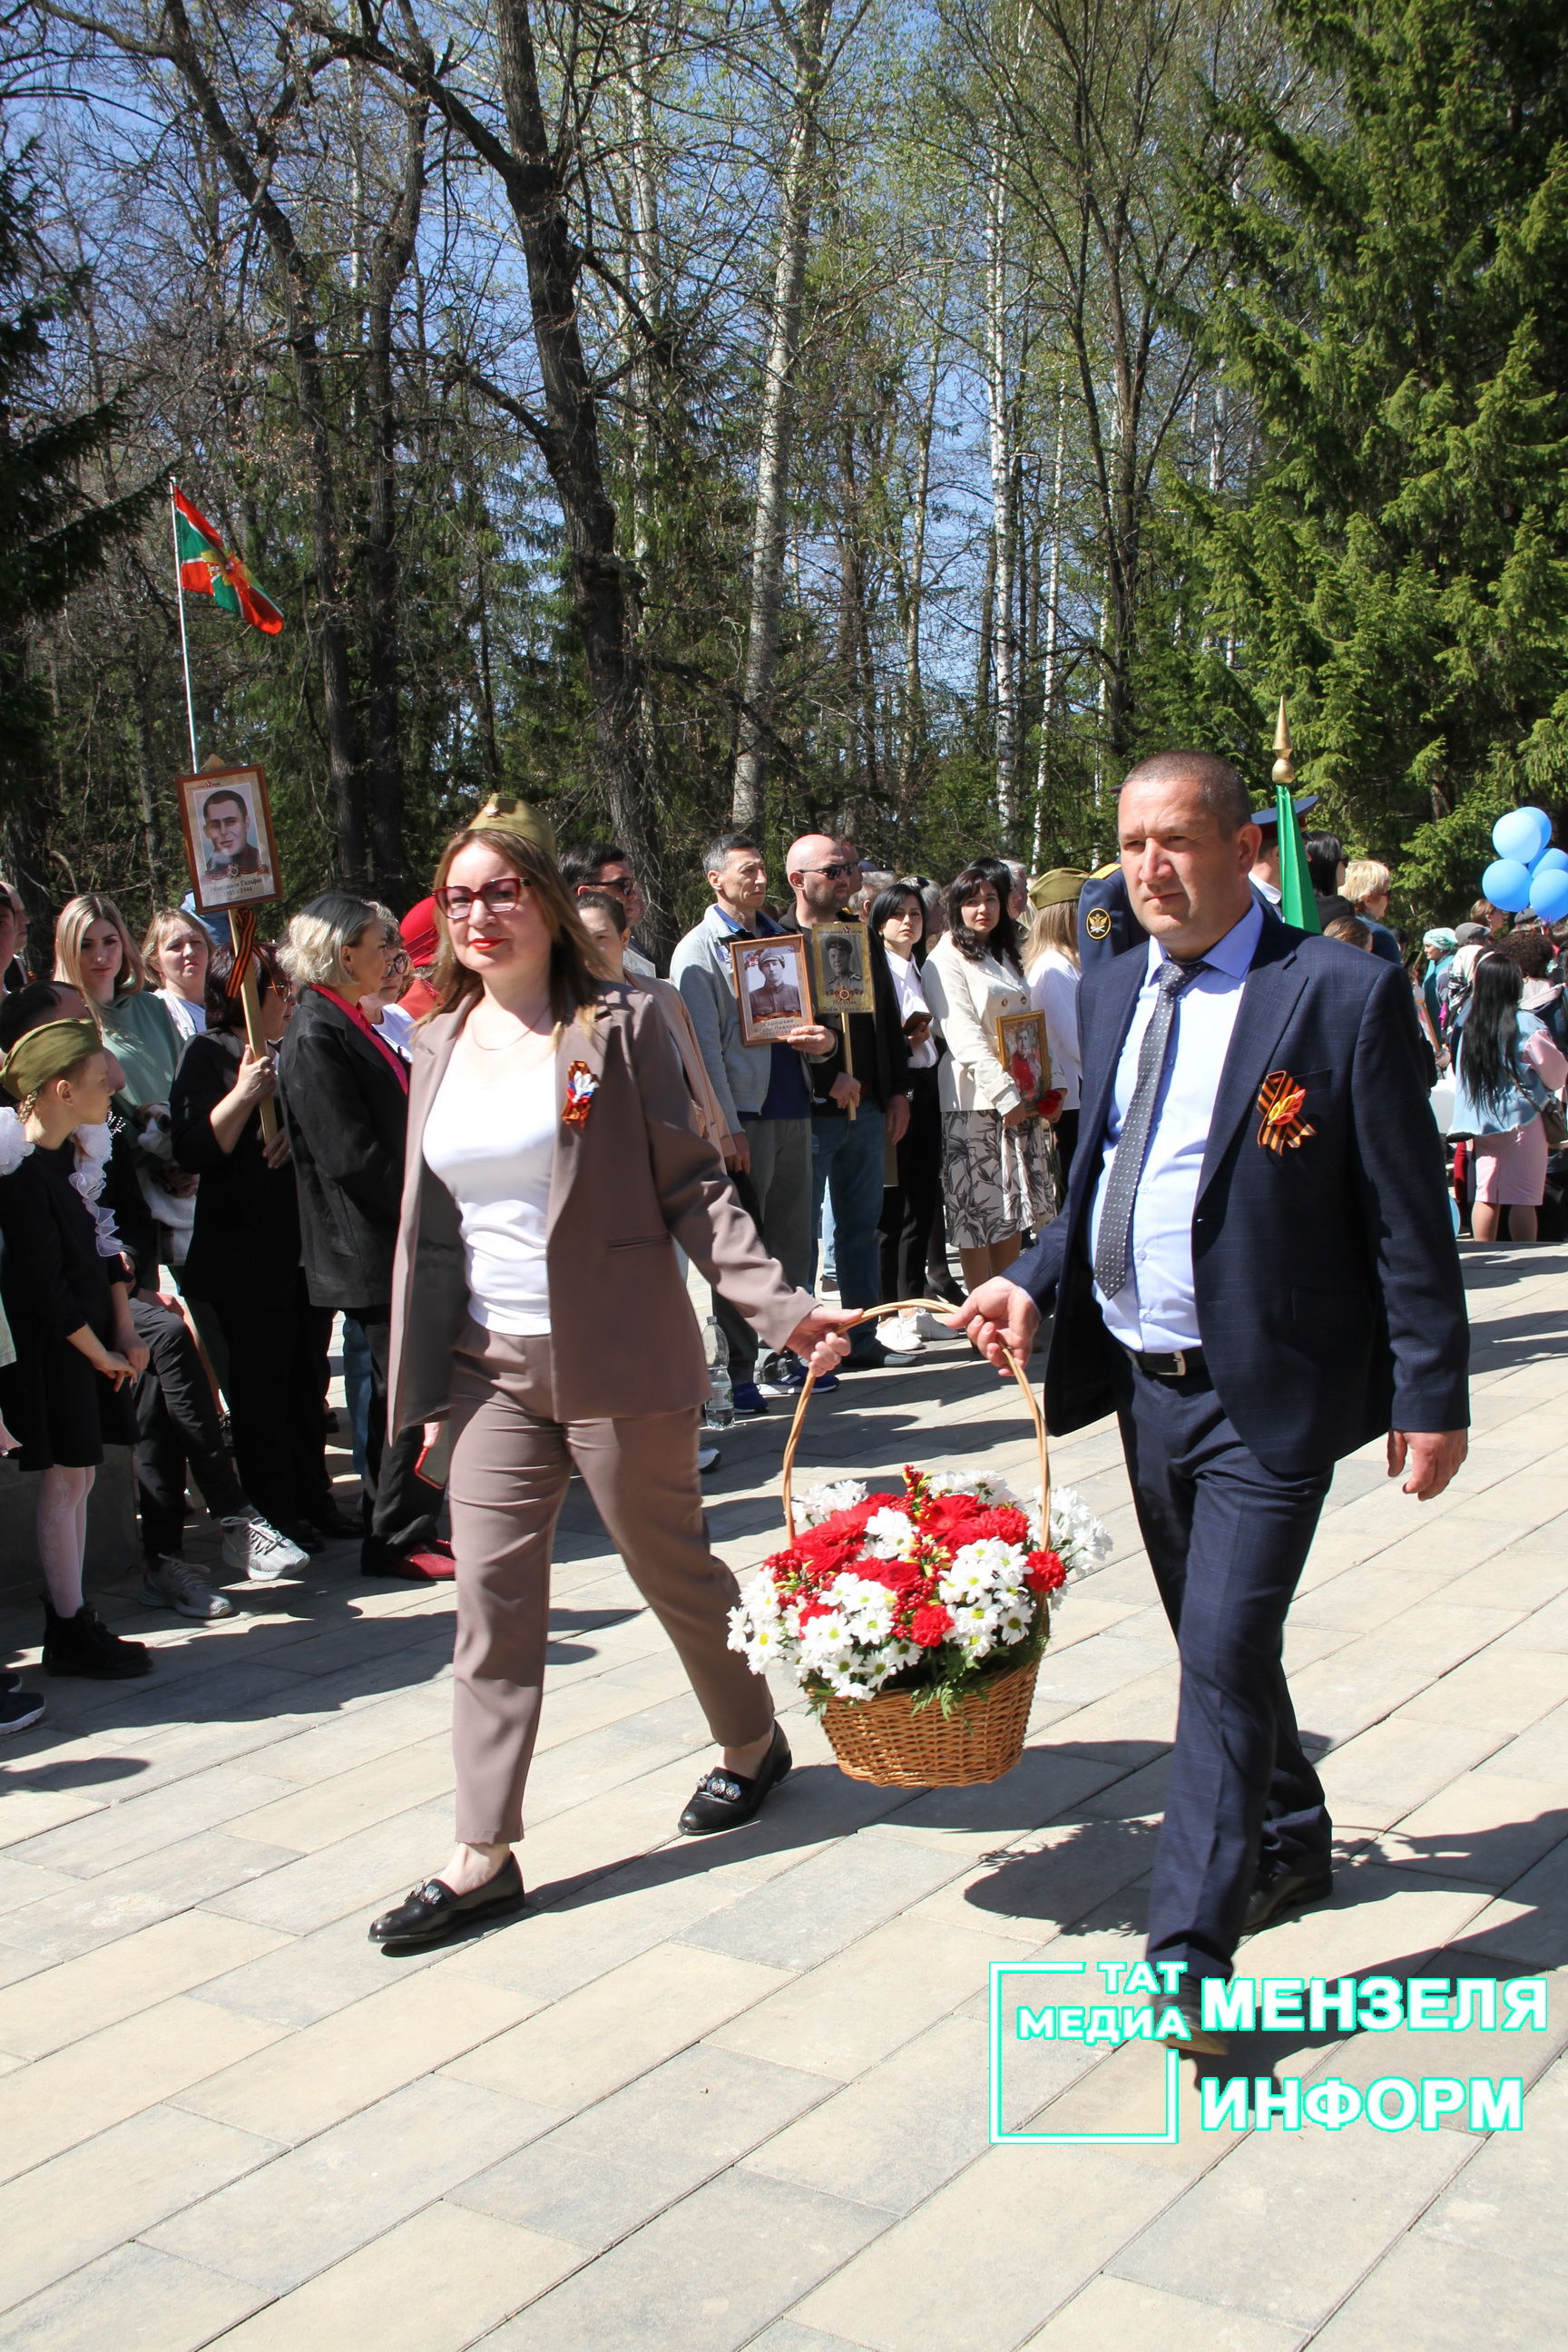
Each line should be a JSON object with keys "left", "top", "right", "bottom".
{"left": 921, "top": 859, "right": 1057, "bottom": 1289}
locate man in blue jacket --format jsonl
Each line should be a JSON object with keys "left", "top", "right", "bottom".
{"left": 953, "top": 750, "right": 1469, "bottom": 2048}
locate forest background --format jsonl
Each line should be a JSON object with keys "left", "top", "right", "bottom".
{"left": 3, "top": 0, "right": 1567, "bottom": 961}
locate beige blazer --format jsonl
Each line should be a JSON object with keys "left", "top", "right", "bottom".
{"left": 922, "top": 936, "right": 1032, "bottom": 1118}
{"left": 387, "top": 980, "right": 814, "bottom": 1436}
{"left": 639, "top": 975, "right": 730, "bottom": 1147}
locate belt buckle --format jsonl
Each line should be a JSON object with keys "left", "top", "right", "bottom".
{"left": 1169, "top": 1349, "right": 1187, "bottom": 1378}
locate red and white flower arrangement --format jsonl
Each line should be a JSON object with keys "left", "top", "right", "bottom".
{"left": 730, "top": 1467, "right": 1111, "bottom": 1712}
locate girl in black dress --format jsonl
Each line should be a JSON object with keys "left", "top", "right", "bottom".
{"left": 0, "top": 1018, "right": 151, "bottom": 1678}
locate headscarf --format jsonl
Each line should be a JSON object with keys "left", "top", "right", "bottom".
{"left": 400, "top": 897, "right": 440, "bottom": 965}
{"left": 0, "top": 1017, "right": 103, "bottom": 1103}
{"left": 1422, "top": 926, "right": 1457, "bottom": 954}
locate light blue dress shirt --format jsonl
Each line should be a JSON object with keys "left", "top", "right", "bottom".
{"left": 1088, "top": 898, "right": 1264, "bottom": 1351}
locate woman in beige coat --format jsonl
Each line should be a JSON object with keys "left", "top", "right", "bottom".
{"left": 921, "top": 858, "right": 1057, "bottom": 1289}
{"left": 370, "top": 821, "right": 853, "bottom": 1950}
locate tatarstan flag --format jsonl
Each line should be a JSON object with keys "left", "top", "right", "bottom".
{"left": 172, "top": 486, "right": 283, "bottom": 634}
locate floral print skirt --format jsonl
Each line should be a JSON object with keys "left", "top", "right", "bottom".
{"left": 939, "top": 1110, "right": 1058, "bottom": 1249}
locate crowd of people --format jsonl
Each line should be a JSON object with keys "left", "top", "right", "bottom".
{"left": 0, "top": 786, "right": 1561, "bottom": 1784}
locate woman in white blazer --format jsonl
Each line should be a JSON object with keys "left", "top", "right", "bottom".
{"left": 921, "top": 858, "right": 1057, "bottom": 1288}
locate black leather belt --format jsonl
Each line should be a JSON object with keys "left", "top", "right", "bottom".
{"left": 1129, "top": 1347, "right": 1206, "bottom": 1380}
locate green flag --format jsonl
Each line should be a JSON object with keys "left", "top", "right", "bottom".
{"left": 1276, "top": 786, "right": 1319, "bottom": 931}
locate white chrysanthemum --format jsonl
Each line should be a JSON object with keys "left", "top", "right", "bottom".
{"left": 738, "top": 1569, "right": 784, "bottom": 1626}
{"left": 1022, "top": 1483, "right": 1112, "bottom": 1572}
{"left": 832, "top": 1574, "right": 897, "bottom": 1643}
{"left": 939, "top": 1538, "right": 1027, "bottom": 1607}
{"left": 994, "top": 1599, "right": 1034, "bottom": 1644}
{"left": 862, "top": 1506, "right": 917, "bottom": 1562}
{"left": 796, "top": 1478, "right": 869, "bottom": 1527}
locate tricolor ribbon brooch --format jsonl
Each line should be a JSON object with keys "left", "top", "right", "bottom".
{"left": 1256, "top": 1069, "right": 1316, "bottom": 1153}
{"left": 563, "top": 1060, "right": 598, "bottom": 1130}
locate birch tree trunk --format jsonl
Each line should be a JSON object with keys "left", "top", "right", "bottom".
{"left": 984, "top": 137, "right": 1019, "bottom": 837}
{"left": 731, "top": 0, "right": 828, "bottom": 828}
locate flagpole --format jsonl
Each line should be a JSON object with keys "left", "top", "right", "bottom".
{"left": 170, "top": 481, "right": 200, "bottom": 770}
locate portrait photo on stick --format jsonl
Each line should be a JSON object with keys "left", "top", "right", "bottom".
{"left": 811, "top": 922, "right": 874, "bottom": 1015}
{"left": 177, "top": 765, "right": 281, "bottom": 912}
{"left": 730, "top": 932, "right": 813, "bottom": 1044}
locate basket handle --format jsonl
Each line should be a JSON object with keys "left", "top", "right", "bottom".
{"left": 779, "top": 1298, "right": 1050, "bottom": 1548}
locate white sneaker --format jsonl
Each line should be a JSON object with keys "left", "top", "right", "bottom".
{"left": 221, "top": 1514, "right": 308, "bottom": 1582}
{"left": 881, "top": 1315, "right": 926, "bottom": 1356}
{"left": 916, "top": 1309, "right": 957, "bottom": 1341}
{"left": 141, "top": 1558, "right": 233, "bottom": 1620}
{"left": 698, "top": 1445, "right": 720, "bottom": 1473}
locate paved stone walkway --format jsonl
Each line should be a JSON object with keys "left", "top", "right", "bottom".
{"left": 0, "top": 1245, "right": 1564, "bottom": 2351}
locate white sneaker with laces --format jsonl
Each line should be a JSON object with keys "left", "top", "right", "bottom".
{"left": 141, "top": 1558, "right": 233, "bottom": 1621}
{"left": 221, "top": 1515, "right": 308, "bottom": 1582}
{"left": 881, "top": 1314, "right": 926, "bottom": 1356}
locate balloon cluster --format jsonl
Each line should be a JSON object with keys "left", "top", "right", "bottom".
{"left": 1482, "top": 808, "right": 1568, "bottom": 925}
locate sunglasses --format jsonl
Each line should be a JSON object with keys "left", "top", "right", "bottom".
{"left": 802, "top": 862, "right": 858, "bottom": 880}
{"left": 435, "top": 878, "right": 531, "bottom": 919}
{"left": 581, "top": 874, "right": 636, "bottom": 897}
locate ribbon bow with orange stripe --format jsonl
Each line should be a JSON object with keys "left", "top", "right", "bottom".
{"left": 1256, "top": 1070, "right": 1316, "bottom": 1153}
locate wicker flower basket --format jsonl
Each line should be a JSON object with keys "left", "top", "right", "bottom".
{"left": 781, "top": 1299, "right": 1050, "bottom": 1788}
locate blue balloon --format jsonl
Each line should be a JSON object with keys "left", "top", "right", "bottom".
{"left": 1493, "top": 807, "right": 1552, "bottom": 866}
{"left": 1533, "top": 847, "right": 1568, "bottom": 877}
{"left": 1482, "top": 858, "right": 1534, "bottom": 914}
{"left": 1529, "top": 868, "right": 1568, "bottom": 924}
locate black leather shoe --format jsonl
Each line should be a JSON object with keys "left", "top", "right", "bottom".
{"left": 837, "top": 1343, "right": 889, "bottom": 1373}
{"left": 678, "top": 1724, "right": 792, "bottom": 1835}
{"left": 1244, "top": 1862, "right": 1333, "bottom": 1936}
{"left": 368, "top": 1852, "right": 525, "bottom": 1948}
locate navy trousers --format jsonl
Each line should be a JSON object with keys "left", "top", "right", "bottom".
{"left": 1112, "top": 1352, "right": 1333, "bottom": 1983}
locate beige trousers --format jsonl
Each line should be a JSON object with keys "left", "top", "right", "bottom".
{"left": 446, "top": 1320, "right": 774, "bottom": 1844}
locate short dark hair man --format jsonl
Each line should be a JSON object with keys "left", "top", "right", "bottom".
{"left": 952, "top": 748, "right": 1468, "bottom": 2049}
{"left": 202, "top": 789, "right": 260, "bottom": 877}
{"left": 559, "top": 840, "right": 654, "bottom": 977}
{"left": 670, "top": 835, "right": 836, "bottom": 1411}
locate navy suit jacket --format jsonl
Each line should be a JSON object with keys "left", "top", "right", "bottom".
{"left": 1014, "top": 906, "right": 1469, "bottom": 1475}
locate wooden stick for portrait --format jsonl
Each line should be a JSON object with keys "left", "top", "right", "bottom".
{"left": 840, "top": 1010, "right": 857, "bottom": 1121}
{"left": 228, "top": 908, "right": 279, "bottom": 1142}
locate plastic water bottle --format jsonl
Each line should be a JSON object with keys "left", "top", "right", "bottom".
{"left": 704, "top": 1318, "right": 734, "bottom": 1428}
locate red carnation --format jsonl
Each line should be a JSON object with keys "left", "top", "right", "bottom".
{"left": 1024, "top": 1550, "right": 1066, "bottom": 1594}
{"left": 911, "top": 1602, "right": 955, "bottom": 1647}
{"left": 919, "top": 1494, "right": 989, "bottom": 1545}
{"left": 965, "top": 1504, "right": 1031, "bottom": 1547}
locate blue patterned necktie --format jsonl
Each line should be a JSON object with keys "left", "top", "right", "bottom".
{"left": 1093, "top": 957, "right": 1210, "bottom": 1302}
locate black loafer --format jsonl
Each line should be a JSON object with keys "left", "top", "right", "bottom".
{"left": 1244, "top": 1862, "right": 1333, "bottom": 1936}
{"left": 368, "top": 1852, "right": 526, "bottom": 1948}
{"left": 678, "top": 1724, "right": 792, "bottom": 1836}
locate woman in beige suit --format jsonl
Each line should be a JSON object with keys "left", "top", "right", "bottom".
{"left": 370, "top": 822, "right": 853, "bottom": 1950}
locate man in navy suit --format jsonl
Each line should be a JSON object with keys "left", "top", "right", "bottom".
{"left": 953, "top": 750, "right": 1468, "bottom": 2049}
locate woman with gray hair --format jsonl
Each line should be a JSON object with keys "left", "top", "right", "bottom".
{"left": 278, "top": 894, "right": 447, "bottom": 1578}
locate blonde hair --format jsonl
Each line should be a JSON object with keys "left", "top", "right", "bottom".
{"left": 1344, "top": 859, "right": 1390, "bottom": 908}
{"left": 1325, "top": 915, "right": 1374, "bottom": 951}
{"left": 141, "top": 907, "right": 211, "bottom": 986}
{"left": 54, "top": 894, "right": 146, "bottom": 1002}
{"left": 429, "top": 827, "right": 603, "bottom": 1027}
{"left": 279, "top": 894, "right": 389, "bottom": 993}
{"left": 1024, "top": 898, "right": 1080, "bottom": 969}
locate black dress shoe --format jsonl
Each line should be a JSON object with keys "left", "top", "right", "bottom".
{"left": 368, "top": 1852, "right": 526, "bottom": 1948}
{"left": 837, "top": 1343, "right": 889, "bottom": 1373}
{"left": 678, "top": 1724, "right": 792, "bottom": 1835}
{"left": 1244, "top": 1862, "right": 1334, "bottom": 1936}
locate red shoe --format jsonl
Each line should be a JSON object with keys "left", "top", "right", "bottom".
{"left": 404, "top": 1544, "right": 456, "bottom": 1580}
{"left": 360, "top": 1536, "right": 456, "bottom": 1581}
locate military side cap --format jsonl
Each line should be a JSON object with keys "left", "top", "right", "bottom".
{"left": 1027, "top": 867, "right": 1088, "bottom": 910}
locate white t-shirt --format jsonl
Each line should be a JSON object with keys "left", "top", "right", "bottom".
{"left": 422, "top": 1048, "right": 556, "bottom": 1333}
{"left": 374, "top": 1001, "right": 416, "bottom": 1059}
